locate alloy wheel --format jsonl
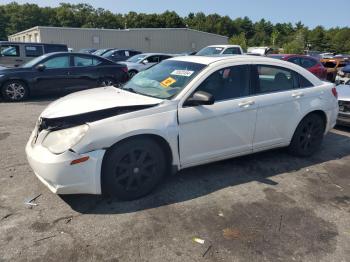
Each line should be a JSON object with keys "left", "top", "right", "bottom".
{"left": 5, "top": 82, "right": 25, "bottom": 101}
{"left": 298, "top": 119, "right": 323, "bottom": 153}
{"left": 114, "top": 148, "right": 157, "bottom": 192}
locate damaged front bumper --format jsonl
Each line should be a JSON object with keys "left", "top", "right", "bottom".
{"left": 25, "top": 135, "right": 105, "bottom": 195}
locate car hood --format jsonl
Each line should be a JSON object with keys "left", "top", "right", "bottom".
{"left": 0, "top": 67, "right": 29, "bottom": 74}
{"left": 41, "top": 86, "right": 163, "bottom": 119}
{"left": 337, "top": 85, "right": 350, "bottom": 101}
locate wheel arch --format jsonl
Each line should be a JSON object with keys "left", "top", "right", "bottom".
{"left": 290, "top": 109, "right": 328, "bottom": 141}
{"left": 102, "top": 133, "right": 174, "bottom": 174}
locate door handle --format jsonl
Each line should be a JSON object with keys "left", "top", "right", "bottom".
{"left": 292, "top": 92, "right": 304, "bottom": 98}
{"left": 238, "top": 100, "right": 255, "bottom": 108}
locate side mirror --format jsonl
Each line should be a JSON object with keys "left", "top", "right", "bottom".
{"left": 36, "top": 64, "right": 46, "bottom": 71}
{"left": 184, "top": 91, "right": 215, "bottom": 107}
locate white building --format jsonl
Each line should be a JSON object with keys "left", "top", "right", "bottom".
{"left": 8, "top": 26, "right": 228, "bottom": 53}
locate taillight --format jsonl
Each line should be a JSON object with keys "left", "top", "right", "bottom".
{"left": 332, "top": 86, "right": 338, "bottom": 99}
{"left": 121, "top": 67, "right": 128, "bottom": 73}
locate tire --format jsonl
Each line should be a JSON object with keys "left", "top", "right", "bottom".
{"left": 288, "top": 114, "right": 325, "bottom": 157}
{"left": 102, "top": 138, "right": 167, "bottom": 200}
{"left": 1, "top": 80, "right": 29, "bottom": 102}
{"left": 99, "top": 78, "right": 115, "bottom": 87}
{"left": 128, "top": 70, "right": 138, "bottom": 78}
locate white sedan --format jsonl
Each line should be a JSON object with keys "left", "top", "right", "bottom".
{"left": 26, "top": 55, "right": 338, "bottom": 200}
{"left": 122, "top": 53, "right": 174, "bottom": 78}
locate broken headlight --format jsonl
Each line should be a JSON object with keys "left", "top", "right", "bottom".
{"left": 42, "top": 124, "right": 89, "bottom": 154}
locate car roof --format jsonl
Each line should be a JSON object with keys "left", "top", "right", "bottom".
{"left": 141, "top": 53, "right": 174, "bottom": 56}
{"left": 206, "top": 45, "right": 242, "bottom": 48}
{"left": 269, "top": 54, "right": 318, "bottom": 60}
{"left": 168, "top": 55, "right": 284, "bottom": 65}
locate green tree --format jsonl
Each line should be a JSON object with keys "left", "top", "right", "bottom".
{"left": 229, "top": 32, "right": 247, "bottom": 51}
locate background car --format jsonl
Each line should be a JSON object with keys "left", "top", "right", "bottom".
{"left": 102, "top": 49, "right": 142, "bottom": 62}
{"left": 79, "top": 48, "right": 97, "bottom": 54}
{"left": 92, "top": 48, "right": 114, "bottom": 56}
{"left": 195, "top": 45, "right": 243, "bottom": 56}
{"left": 122, "top": 53, "right": 174, "bottom": 78}
{"left": 336, "top": 83, "right": 350, "bottom": 126}
{"left": 0, "top": 52, "right": 128, "bottom": 102}
{"left": 320, "top": 57, "right": 347, "bottom": 82}
{"left": 268, "top": 54, "right": 327, "bottom": 80}
{"left": 0, "top": 41, "right": 68, "bottom": 68}
{"left": 336, "top": 64, "right": 350, "bottom": 85}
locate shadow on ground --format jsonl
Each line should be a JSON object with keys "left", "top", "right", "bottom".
{"left": 61, "top": 130, "right": 350, "bottom": 214}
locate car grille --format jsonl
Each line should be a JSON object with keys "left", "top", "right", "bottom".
{"left": 338, "top": 100, "right": 350, "bottom": 113}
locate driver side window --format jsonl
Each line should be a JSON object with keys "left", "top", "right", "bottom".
{"left": 196, "top": 65, "right": 250, "bottom": 102}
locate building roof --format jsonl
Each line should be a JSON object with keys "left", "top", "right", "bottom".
{"left": 9, "top": 26, "right": 228, "bottom": 39}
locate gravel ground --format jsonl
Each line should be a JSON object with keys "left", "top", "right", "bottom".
{"left": 0, "top": 97, "right": 349, "bottom": 262}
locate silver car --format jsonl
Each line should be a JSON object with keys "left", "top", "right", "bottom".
{"left": 122, "top": 53, "right": 174, "bottom": 78}
{"left": 336, "top": 83, "right": 350, "bottom": 126}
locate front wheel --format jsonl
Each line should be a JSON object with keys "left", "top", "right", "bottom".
{"left": 128, "top": 70, "right": 138, "bottom": 78}
{"left": 1, "top": 80, "right": 29, "bottom": 102}
{"left": 288, "top": 114, "right": 325, "bottom": 157}
{"left": 102, "top": 138, "right": 167, "bottom": 200}
{"left": 99, "top": 78, "right": 115, "bottom": 87}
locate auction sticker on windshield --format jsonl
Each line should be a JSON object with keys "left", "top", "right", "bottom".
{"left": 161, "top": 77, "right": 177, "bottom": 87}
{"left": 171, "top": 70, "right": 194, "bottom": 77}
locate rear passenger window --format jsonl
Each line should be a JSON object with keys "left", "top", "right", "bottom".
{"left": 287, "top": 57, "right": 300, "bottom": 65}
{"left": 196, "top": 65, "right": 250, "bottom": 102}
{"left": 300, "top": 58, "right": 317, "bottom": 69}
{"left": 25, "top": 45, "right": 43, "bottom": 57}
{"left": 44, "top": 45, "right": 67, "bottom": 53}
{"left": 223, "top": 48, "right": 241, "bottom": 54}
{"left": 298, "top": 74, "right": 314, "bottom": 88}
{"left": 255, "top": 65, "right": 298, "bottom": 94}
{"left": 74, "top": 56, "right": 94, "bottom": 67}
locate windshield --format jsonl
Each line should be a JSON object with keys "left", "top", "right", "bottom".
{"left": 94, "top": 49, "right": 108, "bottom": 56}
{"left": 22, "top": 54, "right": 50, "bottom": 68}
{"left": 126, "top": 54, "right": 147, "bottom": 63}
{"left": 269, "top": 55, "right": 284, "bottom": 60}
{"left": 102, "top": 50, "right": 116, "bottom": 57}
{"left": 122, "top": 60, "right": 206, "bottom": 99}
{"left": 196, "top": 47, "right": 224, "bottom": 56}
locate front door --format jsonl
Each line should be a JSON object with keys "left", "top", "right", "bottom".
{"left": 34, "top": 54, "right": 71, "bottom": 93}
{"left": 178, "top": 64, "right": 257, "bottom": 167}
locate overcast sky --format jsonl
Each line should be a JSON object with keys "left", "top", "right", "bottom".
{"left": 1, "top": 0, "right": 349, "bottom": 28}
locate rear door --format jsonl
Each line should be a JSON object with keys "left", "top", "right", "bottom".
{"left": 250, "top": 64, "right": 312, "bottom": 151}
{"left": 66, "top": 54, "right": 103, "bottom": 91}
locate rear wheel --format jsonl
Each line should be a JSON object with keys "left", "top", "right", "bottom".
{"left": 99, "top": 78, "right": 115, "bottom": 87}
{"left": 288, "top": 114, "right": 325, "bottom": 157}
{"left": 102, "top": 138, "right": 166, "bottom": 200}
{"left": 1, "top": 80, "right": 29, "bottom": 102}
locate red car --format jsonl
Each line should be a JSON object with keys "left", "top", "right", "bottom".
{"left": 268, "top": 54, "right": 327, "bottom": 80}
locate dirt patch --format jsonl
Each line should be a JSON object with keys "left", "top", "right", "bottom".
{"left": 0, "top": 132, "right": 10, "bottom": 141}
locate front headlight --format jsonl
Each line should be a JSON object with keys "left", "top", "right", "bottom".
{"left": 42, "top": 124, "right": 89, "bottom": 154}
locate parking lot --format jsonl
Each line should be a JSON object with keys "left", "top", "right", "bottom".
{"left": 0, "top": 97, "right": 349, "bottom": 262}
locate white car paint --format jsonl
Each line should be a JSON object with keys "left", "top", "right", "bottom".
{"left": 121, "top": 53, "right": 173, "bottom": 75}
{"left": 196, "top": 45, "right": 244, "bottom": 56}
{"left": 26, "top": 55, "right": 338, "bottom": 195}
